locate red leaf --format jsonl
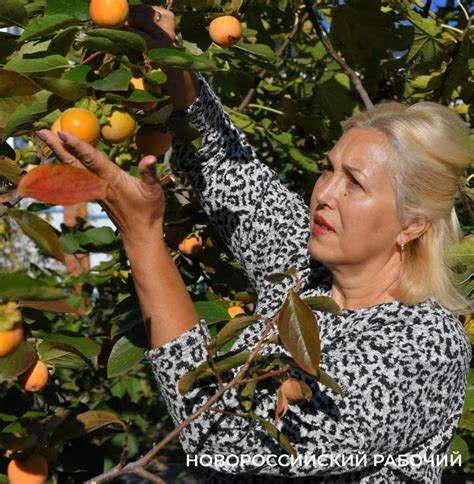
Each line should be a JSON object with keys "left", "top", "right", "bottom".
{"left": 17, "top": 164, "right": 107, "bottom": 205}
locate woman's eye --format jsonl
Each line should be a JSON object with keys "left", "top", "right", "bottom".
{"left": 348, "top": 175, "right": 361, "bottom": 187}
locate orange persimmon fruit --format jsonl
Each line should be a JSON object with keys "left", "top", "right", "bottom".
{"left": 7, "top": 454, "right": 48, "bottom": 484}
{"left": 53, "top": 108, "right": 101, "bottom": 145}
{"left": 178, "top": 234, "right": 203, "bottom": 256}
{"left": 101, "top": 108, "right": 136, "bottom": 144}
{"left": 135, "top": 126, "right": 172, "bottom": 156}
{"left": 89, "top": 0, "right": 129, "bottom": 28}
{"left": 227, "top": 306, "right": 245, "bottom": 318}
{"left": 0, "top": 321, "right": 24, "bottom": 358}
{"left": 18, "top": 360, "right": 49, "bottom": 392}
{"left": 209, "top": 16, "right": 243, "bottom": 48}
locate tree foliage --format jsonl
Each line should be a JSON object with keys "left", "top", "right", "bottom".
{"left": 0, "top": 0, "right": 472, "bottom": 481}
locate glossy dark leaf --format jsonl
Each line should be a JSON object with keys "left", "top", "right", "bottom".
{"left": 19, "top": 14, "right": 81, "bottom": 42}
{"left": 49, "top": 410, "right": 125, "bottom": 446}
{"left": 178, "top": 349, "right": 251, "bottom": 395}
{"left": 209, "top": 314, "right": 260, "bottom": 354}
{"left": 302, "top": 296, "right": 342, "bottom": 315}
{"left": 87, "top": 29, "right": 147, "bottom": 53}
{"left": 7, "top": 208, "right": 65, "bottom": 262}
{"left": 0, "top": 272, "right": 65, "bottom": 300}
{"left": 107, "top": 333, "right": 146, "bottom": 378}
{"left": 249, "top": 412, "right": 296, "bottom": 456}
{"left": 0, "top": 341, "right": 36, "bottom": 381}
{"left": 149, "top": 48, "right": 219, "bottom": 71}
{"left": 277, "top": 289, "right": 320, "bottom": 376}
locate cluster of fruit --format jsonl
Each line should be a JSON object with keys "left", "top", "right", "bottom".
{"left": 0, "top": 305, "right": 49, "bottom": 483}
{"left": 49, "top": 0, "right": 243, "bottom": 155}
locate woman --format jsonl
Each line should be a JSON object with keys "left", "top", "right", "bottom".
{"left": 37, "top": 6, "right": 472, "bottom": 483}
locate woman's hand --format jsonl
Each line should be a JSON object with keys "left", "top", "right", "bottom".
{"left": 125, "top": 5, "right": 200, "bottom": 112}
{"left": 126, "top": 5, "right": 175, "bottom": 50}
{"left": 37, "top": 129, "right": 166, "bottom": 245}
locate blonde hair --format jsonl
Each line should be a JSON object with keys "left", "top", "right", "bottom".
{"left": 342, "top": 101, "right": 472, "bottom": 315}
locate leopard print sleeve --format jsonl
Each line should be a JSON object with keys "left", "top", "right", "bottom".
{"left": 145, "top": 302, "right": 471, "bottom": 482}
{"left": 169, "top": 74, "right": 314, "bottom": 293}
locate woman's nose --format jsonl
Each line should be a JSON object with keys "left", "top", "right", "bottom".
{"left": 314, "top": 174, "right": 339, "bottom": 208}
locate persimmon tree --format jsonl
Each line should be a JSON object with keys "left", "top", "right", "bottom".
{"left": 0, "top": 0, "right": 473, "bottom": 481}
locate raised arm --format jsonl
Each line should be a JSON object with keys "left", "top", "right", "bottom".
{"left": 169, "top": 74, "right": 312, "bottom": 293}
{"left": 145, "top": 308, "right": 471, "bottom": 480}
{"left": 126, "top": 7, "right": 315, "bottom": 294}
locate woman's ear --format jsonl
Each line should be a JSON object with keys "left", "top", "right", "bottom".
{"left": 399, "top": 218, "right": 430, "bottom": 246}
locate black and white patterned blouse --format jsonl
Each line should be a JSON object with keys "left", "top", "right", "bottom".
{"left": 145, "top": 75, "right": 471, "bottom": 483}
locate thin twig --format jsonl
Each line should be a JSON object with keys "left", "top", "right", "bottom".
{"left": 302, "top": 0, "right": 374, "bottom": 111}
{"left": 85, "top": 312, "right": 279, "bottom": 483}
{"left": 197, "top": 319, "right": 224, "bottom": 388}
{"left": 422, "top": 0, "right": 433, "bottom": 18}
{"left": 118, "top": 421, "right": 130, "bottom": 468}
{"left": 236, "top": 365, "right": 290, "bottom": 384}
{"left": 437, "top": 14, "right": 472, "bottom": 102}
{"left": 457, "top": 0, "right": 470, "bottom": 22}
{"left": 131, "top": 468, "right": 165, "bottom": 483}
{"left": 238, "top": 11, "right": 309, "bottom": 111}
{"left": 81, "top": 51, "right": 102, "bottom": 65}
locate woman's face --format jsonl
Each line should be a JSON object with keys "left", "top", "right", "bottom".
{"left": 308, "top": 127, "right": 404, "bottom": 270}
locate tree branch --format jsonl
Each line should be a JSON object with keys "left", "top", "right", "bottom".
{"left": 85, "top": 312, "right": 279, "bottom": 483}
{"left": 302, "top": 0, "right": 374, "bottom": 111}
{"left": 437, "top": 14, "right": 472, "bottom": 102}
{"left": 238, "top": 11, "right": 309, "bottom": 111}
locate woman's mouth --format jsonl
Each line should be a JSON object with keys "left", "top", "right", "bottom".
{"left": 311, "top": 214, "right": 336, "bottom": 236}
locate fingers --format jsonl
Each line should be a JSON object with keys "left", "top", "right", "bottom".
{"left": 138, "top": 156, "right": 159, "bottom": 186}
{"left": 37, "top": 130, "right": 82, "bottom": 169}
{"left": 54, "top": 131, "right": 120, "bottom": 181}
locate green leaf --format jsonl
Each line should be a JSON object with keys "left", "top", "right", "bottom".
{"left": 91, "top": 68, "right": 133, "bottom": 92}
{"left": 17, "top": 297, "right": 84, "bottom": 314}
{"left": 43, "top": 331, "right": 101, "bottom": 359}
{"left": 0, "top": 341, "right": 36, "bottom": 381}
{"left": 60, "top": 226, "right": 118, "bottom": 254}
{"left": 38, "top": 340, "right": 93, "bottom": 369}
{"left": 6, "top": 208, "right": 65, "bottom": 262}
{"left": 87, "top": 29, "right": 147, "bottom": 53}
{"left": 209, "top": 315, "right": 260, "bottom": 353}
{"left": 234, "top": 42, "right": 277, "bottom": 60}
{"left": 302, "top": 296, "right": 341, "bottom": 315}
{"left": 107, "top": 333, "right": 146, "bottom": 378}
{"left": 32, "top": 77, "right": 87, "bottom": 101}
{"left": 318, "top": 369, "right": 345, "bottom": 396}
{"left": 49, "top": 410, "right": 125, "bottom": 446}
{"left": 448, "top": 434, "right": 469, "bottom": 464}
{"left": 178, "top": 349, "right": 251, "bottom": 395}
{"left": 80, "top": 37, "right": 136, "bottom": 56}
{"left": 0, "top": 156, "right": 22, "bottom": 183}
{"left": 193, "top": 301, "right": 229, "bottom": 324}
{"left": 0, "top": 0, "right": 28, "bottom": 28}
{"left": 149, "top": 48, "right": 219, "bottom": 71}
{"left": 0, "top": 32, "right": 18, "bottom": 61}
{"left": 4, "top": 55, "right": 69, "bottom": 76}
{"left": 249, "top": 413, "right": 296, "bottom": 456}
{"left": 0, "top": 433, "right": 37, "bottom": 452}
{"left": 3, "top": 91, "right": 56, "bottom": 140}
{"left": 0, "top": 272, "right": 65, "bottom": 300}
{"left": 139, "top": 103, "right": 174, "bottom": 126}
{"left": 238, "top": 380, "right": 257, "bottom": 411}
{"left": 20, "top": 14, "right": 81, "bottom": 42}
{"left": 277, "top": 289, "right": 321, "bottom": 376}
{"left": 168, "top": 117, "right": 202, "bottom": 150}
{"left": 0, "top": 69, "right": 40, "bottom": 98}
{"left": 46, "top": 0, "right": 90, "bottom": 21}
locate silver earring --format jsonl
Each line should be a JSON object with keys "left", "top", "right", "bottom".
{"left": 400, "top": 243, "right": 405, "bottom": 252}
